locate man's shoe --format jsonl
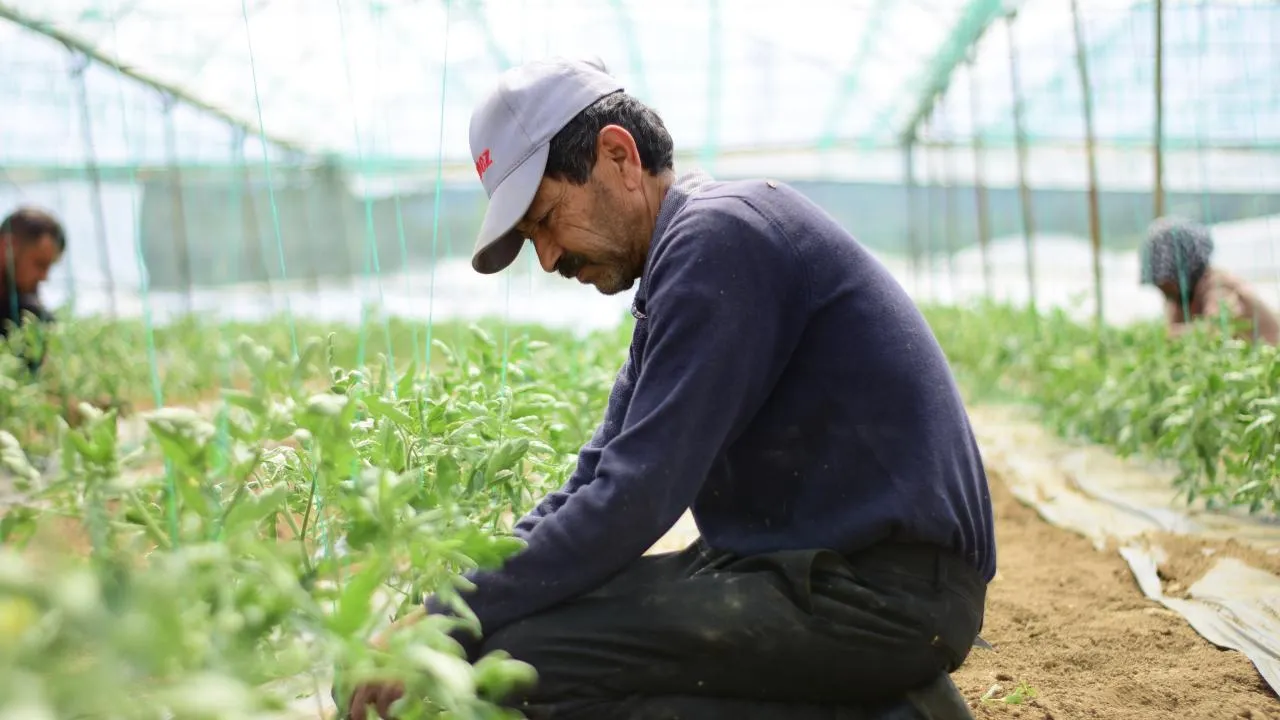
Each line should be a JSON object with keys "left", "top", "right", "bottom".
{"left": 902, "top": 673, "right": 975, "bottom": 720}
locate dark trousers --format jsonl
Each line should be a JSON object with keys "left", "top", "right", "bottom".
{"left": 481, "top": 539, "right": 987, "bottom": 719}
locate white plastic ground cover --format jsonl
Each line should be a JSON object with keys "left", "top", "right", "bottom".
{"left": 968, "top": 404, "right": 1280, "bottom": 696}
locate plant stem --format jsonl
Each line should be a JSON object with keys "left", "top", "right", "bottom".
{"left": 127, "top": 491, "right": 173, "bottom": 551}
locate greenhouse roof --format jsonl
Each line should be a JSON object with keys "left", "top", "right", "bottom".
{"left": 0, "top": 0, "right": 1015, "bottom": 163}
{"left": 0, "top": 0, "right": 1277, "bottom": 170}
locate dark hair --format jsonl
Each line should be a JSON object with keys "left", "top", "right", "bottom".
{"left": 544, "top": 91, "right": 675, "bottom": 185}
{"left": 1, "top": 206, "right": 66, "bottom": 251}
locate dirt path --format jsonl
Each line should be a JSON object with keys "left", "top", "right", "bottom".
{"left": 953, "top": 465, "right": 1280, "bottom": 720}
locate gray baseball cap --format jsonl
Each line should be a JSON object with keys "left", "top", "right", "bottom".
{"left": 468, "top": 57, "right": 624, "bottom": 274}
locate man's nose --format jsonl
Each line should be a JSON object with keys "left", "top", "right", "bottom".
{"left": 532, "top": 236, "right": 562, "bottom": 274}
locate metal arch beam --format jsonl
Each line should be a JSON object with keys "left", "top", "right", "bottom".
{"left": 0, "top": 0, "right": 312, "bottom": 155}
{"left": 608, "top": 0, "right": 649, "bottom": 100}
{"left": 843, "top": 0, "right": 1002, "bottom": 151}
{"left": 816, "top": 0, "right": 897, "bottom": 149}
{"left": 896, "top": 0, "right": 1009, "bottom": 144}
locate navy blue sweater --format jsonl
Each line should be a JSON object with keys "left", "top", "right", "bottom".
{"left": 431, "top": 173, "right": 996, "bottom": 648}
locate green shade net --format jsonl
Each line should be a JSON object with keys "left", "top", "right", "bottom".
{"left": 0, "top": 0, "right": 1278, "bottom": 716}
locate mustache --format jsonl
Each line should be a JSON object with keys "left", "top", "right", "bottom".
{"left": 556, "top": 253, "right": 589, "bottom": 278}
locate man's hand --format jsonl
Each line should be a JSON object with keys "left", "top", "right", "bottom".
{"left": 342, "top": 607, "right": 427, "bottom": 719}
{"left": 346, "top": 681, "right": 405, "bottom": 720}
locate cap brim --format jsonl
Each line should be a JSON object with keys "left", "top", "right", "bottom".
{"left": 471, "top": 143, "right": 550, "bottom": 275}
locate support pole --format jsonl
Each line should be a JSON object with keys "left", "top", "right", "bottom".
{"left": 1071, "top": 0, "right": 1106, "bottom": 340}
{"left": 702, "top": 0, "right": 722, "bottom": 173}
{"left": 1153, "top": 0, "right": 1166, "bottom": 218}
{"left": 969, "top": 59, "right": 993, "bottom": 299}
{"left": 938, "top": 100, "right": 958, "bottom": 302}
{"left": 233, "top": 130, "right": 272, "bottom": 291}
{"left": 923, "top": 121, "right": 937, "bottom": 302}
{"left": 52, "top": 182, "right": 76, "bottom": 310}
{"left": 1006, "top": 11, "right": 1038, "bottom": 317}
{"left": 68, "top": 50, "right": 117, "bottom": 318}
{"left": 160, "top": 92, "right": 194, "bottom": 314}
{"left": 904, "top": 140, "right": 921, "bottom": 295}
{"left": 226, "top": 127, "right": 247, "bottom": 287}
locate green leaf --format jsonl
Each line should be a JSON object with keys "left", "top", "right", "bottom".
{"left": 472, "top": 651, "right": 538, "bottom": 702}
{"left": 329, "top": 559, "right": 387, "bottom": 637}
{"left": 0, "top": 507, "right": 37, "bottom": 546}
{"left": 485, "top": 439, "right": 530, "bottom": 481}
{"left": 396, "top": 359, "right": 418, "bottom": 400}
{"left": 435, "top": 455, "right": 461, "bottom": 497}
{"left": 222, "top": 389, "right": 266, "bottom": 416}
{"left": 363, "top": 395, "right": 415, "bottom": 428}
{"left": 222, "top": 484, "right": 290, "bottom": 535}
{"left": 405, "top": 644, "right": 476, "bottom": 702}
{"left": 304, "top": 393, "right": 349, "bottom": 418}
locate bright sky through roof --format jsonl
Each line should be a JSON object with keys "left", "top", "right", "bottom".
{"left": 1, "top": 0, "right": 1276, "bottom": 167}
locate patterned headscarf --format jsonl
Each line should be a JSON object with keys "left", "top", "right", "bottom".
{"left": 1140, "top": 216, "right": 1214, "bottom": 287}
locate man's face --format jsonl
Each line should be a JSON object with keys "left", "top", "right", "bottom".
{"left": 2, "top": 234, "right": 61, "bottom": 295}
{"left": 514, "top": 129, "right": 651, "bottom": 296}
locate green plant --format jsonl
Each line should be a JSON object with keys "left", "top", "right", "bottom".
{"left": 0, "top": 313, "right": 632, "bottom": 719}
{"left": 923, "top": 300, "right": 1280, "bottom": 515}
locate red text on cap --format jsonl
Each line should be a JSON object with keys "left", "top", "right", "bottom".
{"left": 475, "top": 149, "right": 493, "bottom": 179}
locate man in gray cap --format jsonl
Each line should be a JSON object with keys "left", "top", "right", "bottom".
{"left": 342, "top": 57, "right": 993, "bottom": 720}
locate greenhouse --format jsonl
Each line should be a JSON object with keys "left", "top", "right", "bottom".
{"left": 2, "top": 0, "right": 1280, "bottom": 718}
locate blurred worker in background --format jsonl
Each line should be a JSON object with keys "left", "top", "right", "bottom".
{"left": 1140, "top": 216, "right": 1279, "bottom": 346}
{"left": 0, "top": 206, "right": 65, "bottom": 374}
{"left": 342, "top": 57, "right": 993, "bottom": 720}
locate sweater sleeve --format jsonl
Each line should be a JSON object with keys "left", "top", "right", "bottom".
{"left": 511, "top": 358, "right": 635, "bottom": 540}
{"left": 431, "top": 199, "right": 808, "bottom": 647}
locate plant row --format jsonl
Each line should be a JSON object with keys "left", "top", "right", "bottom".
{"left": 921, "top": 301, "right": 1280, "bottom": 516}
{"left": 1, "top": 315, "right": 632, "bottom": 719}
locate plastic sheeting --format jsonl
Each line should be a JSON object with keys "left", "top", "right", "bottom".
{"left": 970, "top": 403, "right": 1280, "bottom": 696}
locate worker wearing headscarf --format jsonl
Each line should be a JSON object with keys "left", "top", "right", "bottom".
{"left": 1140, "top": 216, "right": 1279, "bottom": 345}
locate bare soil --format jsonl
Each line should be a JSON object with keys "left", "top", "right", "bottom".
{"left": 1144, "top": 531, "right": 1280, "bottom": 597}
{"left": 954, "top": 466, "right": 1280, "bottom": 720}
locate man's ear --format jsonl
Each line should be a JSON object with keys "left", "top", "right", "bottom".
{"left": 596, "top": 125, "right": 642, "bottom": 187}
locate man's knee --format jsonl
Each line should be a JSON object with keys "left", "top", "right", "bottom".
{"left": 475, "top": 613, "right": 586, "bottom": 703}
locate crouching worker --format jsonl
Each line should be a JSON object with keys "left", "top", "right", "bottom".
{"left": 0, "top": 206, "right": 65, "bottom": 376}
{"left": 1141, "top": 216, "right": 1280, "bottom": 346}
{"left": 341, "top": 57, "right": 995, "bottom": 720}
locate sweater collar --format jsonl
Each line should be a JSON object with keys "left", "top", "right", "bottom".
{"left": 632, "top": 171, "right": 714, "bottom": 318}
